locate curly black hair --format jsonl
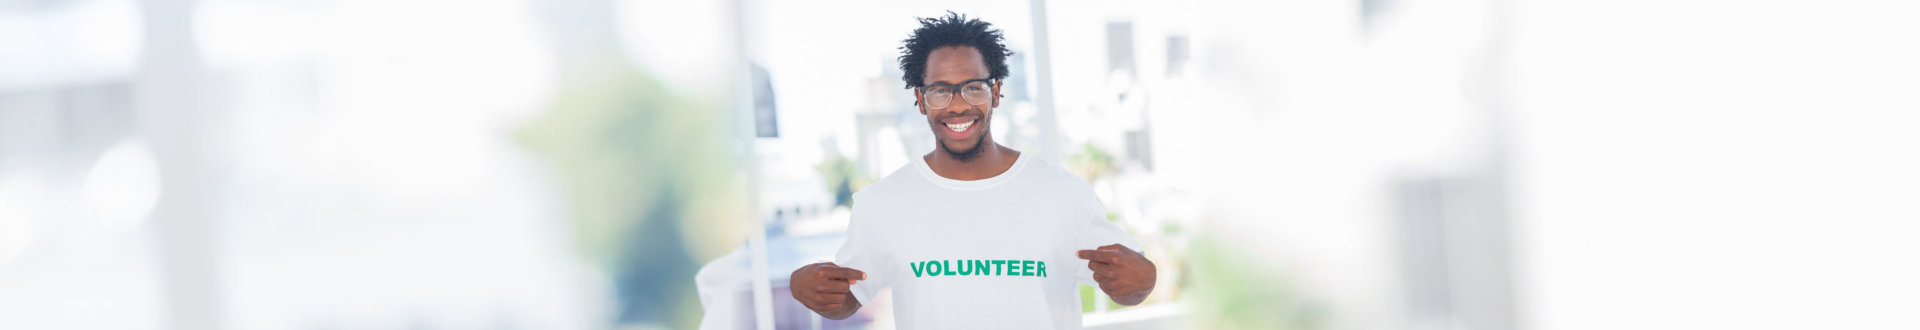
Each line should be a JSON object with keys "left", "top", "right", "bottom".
{"left": 897, "top": 11, "right": 1014, "bottom": 90}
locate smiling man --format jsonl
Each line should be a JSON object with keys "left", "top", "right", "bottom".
{"left": 789, "top": 12, "right": 1157, "bottom": 329}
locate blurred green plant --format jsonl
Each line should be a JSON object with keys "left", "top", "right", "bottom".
{"left": 1067, "top": 142, "right": 1116, "bottom": 183}
{"left": 516, "top": 68, "right": 748, "bottom": 328}
{"left": 815, "top": 151, "right": 872, "bottom": 208}
{"left": 1188, "top": 234, "right": 1327, "bottom": 330}
{"left": 1080, "top": 285, "right": 1098, "bottom": 313}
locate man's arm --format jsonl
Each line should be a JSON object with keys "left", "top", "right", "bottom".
{"left": 1077, "top": 244, "right": 1157, "bottom": 306}
{"left": 790, "top": 262, "right": 866, "bottom": 320}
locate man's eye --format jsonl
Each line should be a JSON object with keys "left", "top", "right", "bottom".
{"left": 964, "top": 85, "right": 986, "bottom": 92}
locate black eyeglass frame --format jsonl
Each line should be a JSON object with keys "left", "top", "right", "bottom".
{"left": 916, "top": 78, "right": 997, "bottom": 109}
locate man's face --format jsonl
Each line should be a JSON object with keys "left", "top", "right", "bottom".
{"left": 917, "top": 46, "right": 1001, "bottom": 160}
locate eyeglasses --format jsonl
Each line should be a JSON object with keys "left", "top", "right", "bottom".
{"left": 918, "top": 78, "right": 995, "bottom": 110}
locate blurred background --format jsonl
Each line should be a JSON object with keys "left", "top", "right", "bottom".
{"left": 2, "top": 0, "right": 1918, "bottom": 329}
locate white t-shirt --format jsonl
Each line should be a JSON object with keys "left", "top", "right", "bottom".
{"left": 834, "top": 154, "right": 1142, "bottom": 329}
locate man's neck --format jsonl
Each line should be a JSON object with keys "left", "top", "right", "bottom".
{"left": 925, "top": 142, "right": 1021, "bottom": 181}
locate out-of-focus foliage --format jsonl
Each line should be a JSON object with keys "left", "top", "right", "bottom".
{"left": 816, "top": 151, "right": 873, "bottom": 207}
{"left": 516, "top": 67, "right": 748, "bottom": 328}
{"left": 1189, "top": 235, "right": 1327, "bottom": 330}
{"left": 1068, "top": 143, "right": 1116, "bottom": 183}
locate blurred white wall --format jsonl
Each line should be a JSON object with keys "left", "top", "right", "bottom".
{"left": 1507, "top": 0, "right": 1920, "bottom": 329}
{"left": 1156, "top": 0, "right": 1920, "bottom": 329}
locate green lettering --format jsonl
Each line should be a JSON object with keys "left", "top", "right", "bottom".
{"left": 908, "top": 260, "right": 1056, "bottom": 278}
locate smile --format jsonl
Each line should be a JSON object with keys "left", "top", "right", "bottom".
{"left": 940, "top": 116, "right": 980, "bottom": 140}
{"left": 945, "top": 119, "right": 975, "bottom": 133}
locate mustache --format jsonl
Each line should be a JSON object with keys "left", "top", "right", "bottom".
{"left": 935, "top": 109, "right": 987, "bottom": 121}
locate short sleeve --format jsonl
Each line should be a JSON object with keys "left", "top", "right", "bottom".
{"left": 1075, "top": 195, "right": 1143, "bottom": 285}
{"left": 833, "top": 209, "right": 886, "bottom": 303}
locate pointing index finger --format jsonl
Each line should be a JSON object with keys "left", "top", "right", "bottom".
{"left": 821, "top": 266, "right": 867, "bottom": 282}
{"left": 1077, "top": 249, "right": 1119, "bottom": 264}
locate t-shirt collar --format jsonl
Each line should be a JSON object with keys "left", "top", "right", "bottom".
{"left": 913, "top": 152, "right": 1029, "bottom": 191}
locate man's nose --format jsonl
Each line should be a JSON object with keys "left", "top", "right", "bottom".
{"left": 940, "top": 100, "right": 970, "bottom": 114}
{"left": 950, "top": 98, "right": 983, "bottom": 113}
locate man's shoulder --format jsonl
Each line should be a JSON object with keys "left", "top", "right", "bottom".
{"left": 1017, "top": 155, "right": 1097, "bottom": 191}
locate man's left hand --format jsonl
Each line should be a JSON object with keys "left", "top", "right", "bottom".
{"left": 1076, "top": 243, "right": 1156, "bottom": 306}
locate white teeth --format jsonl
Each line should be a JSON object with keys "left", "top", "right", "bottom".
{"left": 946, "top": 120, "right": 974, "bottom": 132}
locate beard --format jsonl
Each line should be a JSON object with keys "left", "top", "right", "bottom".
{"left": 938, "top": 133, "right": 986, "bottom": 161}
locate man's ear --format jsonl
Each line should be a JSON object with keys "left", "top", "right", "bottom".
{"left": 991, "top": 80, "right": 1003, "bottom": 108}
{"left": 914, "top": 88, "right": 927, "bottom": 115}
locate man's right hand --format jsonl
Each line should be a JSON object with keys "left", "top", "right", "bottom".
{"left": 790, "top": 262, "right": 866, "bottom": 320}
